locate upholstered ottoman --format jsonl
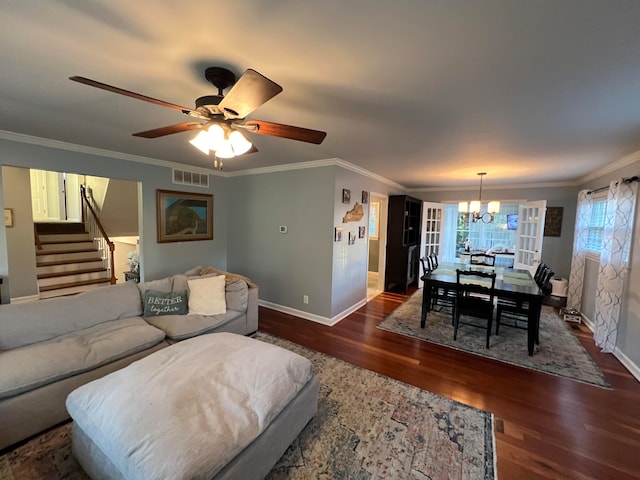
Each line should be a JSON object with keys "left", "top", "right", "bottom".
{"left": 66, "top": 333, "right": 319, "bottom": 480}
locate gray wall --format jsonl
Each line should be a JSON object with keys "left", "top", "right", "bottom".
{"left": 226, "top": 166, "right": 335, "bottom": 318}
{"left": 1, "top": 166, "right": 38, "bottom": 299}
{"left": 578, "top": 160, "right": 640, "bottom": 371}
{"left": 411, "top": 184, "right": 578, "bottom": 278}
{"left": 227, "top": 163, "right": 403, "bottom": 322}
{"left": 0, "top": 138, "right": 228, "bottom": 299}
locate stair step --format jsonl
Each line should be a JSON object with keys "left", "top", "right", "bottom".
{"left": 39, "top": 277, "right": 112, "bottom": 293}
{"left": 38, "top": 271, "right": 110, "bottom": 288}
{"left": 37, "top": 267, "right": 108, "bottom": 280}
{"left": 37, "top": 258, "right": 104, "bottom": 268}
{"left": 36, "top": 251, "right": 103, "bottom": 263}
{"left": 36, "top": 241, "right": 95, "bottom": 253}
{"left": 37, "top": 259, "right": 105, "bottom": 275}
{"left": 38, "top": 282, "right": 111, "bottom": 299}
{"left": 35, "top": 222, "right": 86, "bottom": 234}
{"left": 37, "top": 233, "right": 92, "bottom": 243}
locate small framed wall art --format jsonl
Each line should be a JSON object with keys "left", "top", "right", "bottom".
{"left": 359, "top": 226, "right": 366, "bottom": 238}
{"left": 342, "top": 188, "right": 351, "bottom": 204}
{"left": 361, "top": 191, "right": 369, "bottom": 204}
{"left": 348, "top": 231, "right": 356, "bottom": 245}
{"left": 334, "top": 227, "right": 343, "bottom": 242}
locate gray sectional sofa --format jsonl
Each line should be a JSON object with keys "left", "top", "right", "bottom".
{"left": 0, "top": 266, "right": 258, "bottom": 451}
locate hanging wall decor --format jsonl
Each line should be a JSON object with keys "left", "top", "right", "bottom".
{"left": 342, "top": 188, "right": 351, "bottom": 204}
{"left": 544, "top": 207, "right": 564, "bottom": 237}
{"left": 343, "top": 203, "right": 364, "bottom": 222}
{"left": 156, "top": 189, "right": 213, "bottom": 243}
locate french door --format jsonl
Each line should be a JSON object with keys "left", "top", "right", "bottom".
{"left": 514, "top": 200, "right": 547, "bottom": 273}
{"left": 419, "top": 202, "right": 444, "bottom": 287}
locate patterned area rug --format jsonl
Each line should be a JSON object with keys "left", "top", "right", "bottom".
{"left": 0, "top": 334, "right": 496, "bottom": 480}
{"left": 378, "top": 291, "right": 610, "bottom": 388}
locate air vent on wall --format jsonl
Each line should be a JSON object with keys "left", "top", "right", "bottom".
{"left": 172, "top": 168, "right": 210, "bottom": 188}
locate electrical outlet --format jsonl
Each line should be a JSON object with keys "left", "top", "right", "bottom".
{"left": 303, "top": 295, "right": 309, "bottom": 304}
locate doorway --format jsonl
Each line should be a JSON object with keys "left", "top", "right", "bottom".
{"left": 30, "top": 169, "right": 82, "bottom": 222}
{"left": 367, "top": 193, "right": 388, "bottom": 300}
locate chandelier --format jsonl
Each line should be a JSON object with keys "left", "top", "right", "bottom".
{"left": 458, "top": 172, "right": 500, "bottom": 224}
{"left": 189, "top": 123, "right": 252, "bottom": 169}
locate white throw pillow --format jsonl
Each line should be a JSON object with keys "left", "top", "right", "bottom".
{"left": 188, "top": 275, "right": 226, "bottom": 315}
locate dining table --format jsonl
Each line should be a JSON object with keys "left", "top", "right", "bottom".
{"left": 420, "top": 262, "right": 544, "bottom": 355}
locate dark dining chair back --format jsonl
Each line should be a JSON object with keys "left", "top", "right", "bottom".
{"left": 454, "top": 269, "right": 497, "bottom": 348}
{"left": 533, "top": 262, "right": 547, "bottom": 284}
{"left": 419, "top": 256, "right": 433, "bottom": 277}
{"left": 469, "top": 253, "right": 496, "bottom": 266}
{"left": 428, "top": 252, "right": 439, "bottom": 270}
{"left": 538, "top": 267, "right": 554, "bottom": 295}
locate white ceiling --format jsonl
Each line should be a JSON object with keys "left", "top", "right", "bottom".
{"left": 1, "top": 1, "right": 639, "bottom": 188}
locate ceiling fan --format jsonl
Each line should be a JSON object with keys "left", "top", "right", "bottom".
{"left": 69, "top": 67, "right": 327, "bottom": 163}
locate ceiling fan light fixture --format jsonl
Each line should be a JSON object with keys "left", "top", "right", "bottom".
{"left": 189, "top": 124, "right": 252, "bottom": 159}
{"left": 229, "top": 130, "right": 252, "bottom": 155}
{"left": 189, "top": 130, "right": 212, "bottom": 154}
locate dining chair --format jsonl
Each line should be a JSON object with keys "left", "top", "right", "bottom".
{"left": 537, "top": 267, "right": 554, "bottom": 296}
{"left": 453, "top": 269, "right": 497, "bottom": 348}
{"left": 496, "top": 266, "right": 551, "bottom": 345}
{"left": 419, "top": 256, "right": 433, "bottom": 277}
{"left": 533, "top": 262, "right": 547, "bottom": 284}
{"left": 469, "top": 253, "right": 496, "bottom": 266}
{"left": 496, "top": 298, "right": 542, "bottom": 345}
{"left": 426, "top": 253, "right": 456, "bottom": 314}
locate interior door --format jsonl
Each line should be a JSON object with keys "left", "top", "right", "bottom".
{"left": 419, "top": 202, "right": 444, "bottom": 287}
{"left": 514, "top": 200, "right": 547, "bottom": 273}
{"left": 30, "top": 169, "right": 49, "bottom": 221}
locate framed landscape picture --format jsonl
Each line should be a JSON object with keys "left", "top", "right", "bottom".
{"left": 156, "top": 189, "right": 213, "bottom": 243}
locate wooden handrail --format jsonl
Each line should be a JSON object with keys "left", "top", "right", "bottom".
{"left": 80, "top": 185, "right": 116, "bottom": 284}
{"left": 33, "top": 224, "right": 43, "bottom": 250}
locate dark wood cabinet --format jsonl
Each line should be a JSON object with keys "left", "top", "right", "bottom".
{"left": 385, "top": 195, "right": 422, "bottom": 293}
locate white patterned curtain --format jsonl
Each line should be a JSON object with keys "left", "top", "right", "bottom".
{"left": 567, "top": 190, "right": 592, "bottom": 310}
{"left": 593, "top": 179, "right": 637, "bottom": 352}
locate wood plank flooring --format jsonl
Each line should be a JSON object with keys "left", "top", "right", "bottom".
{"left": 258, "top": 290, "right": 640, "bottom": 480}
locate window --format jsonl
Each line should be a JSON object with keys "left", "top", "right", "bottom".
{"left": 369, "top": 201, "right": 380, "bottom": 239}
{"left": 586, "top": 198, "right": 607, "bottom": 254}
{"left": 454, "top": 203, "right": 519, "bottom": 253}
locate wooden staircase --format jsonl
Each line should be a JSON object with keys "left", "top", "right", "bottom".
{"left": 35, "top": 222, "right": 112, "bottom": 299}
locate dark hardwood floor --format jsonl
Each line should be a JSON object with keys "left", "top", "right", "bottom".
{"left": 259, "top": 290, "right": 640, "bottom": 480}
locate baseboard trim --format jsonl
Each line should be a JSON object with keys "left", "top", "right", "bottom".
{"left": 258, "top": 299, "right": 367, "bottom": 327}
{"left": 613, "top": 346, "right": 640, "bottom": 383}
{"left": 9, "top": 294, "right": 40, "bottom": 304}
{"left": 580, "top": 313, "right": 640, "bottom": 383}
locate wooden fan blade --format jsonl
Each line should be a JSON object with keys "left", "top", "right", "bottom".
{"left": 69, "top": 76, "right": 207, "bottom": 119}
{"left": 218, "top": 69, "right": 283, "bottom": 119}
{"left": 132, "top": 122, "right": 203, "bottom": 138}
{"left": 245, "top": 120, "right": 327, "bottom": 144}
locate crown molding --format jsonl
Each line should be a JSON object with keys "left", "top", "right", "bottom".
{"left": 577, "top": 149, "right": 640, "bottom": 184}
{"left": 226, "top": 157, "right": 407, "bottom": 190}
{"left": 0, "top": 130, "right": 222, "bottom": 177}
{"left": 409, "top": 180, "right": 578, "bottom": 193}
{"left": 0, "top": 130, "right": 406, "bottom": 187}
